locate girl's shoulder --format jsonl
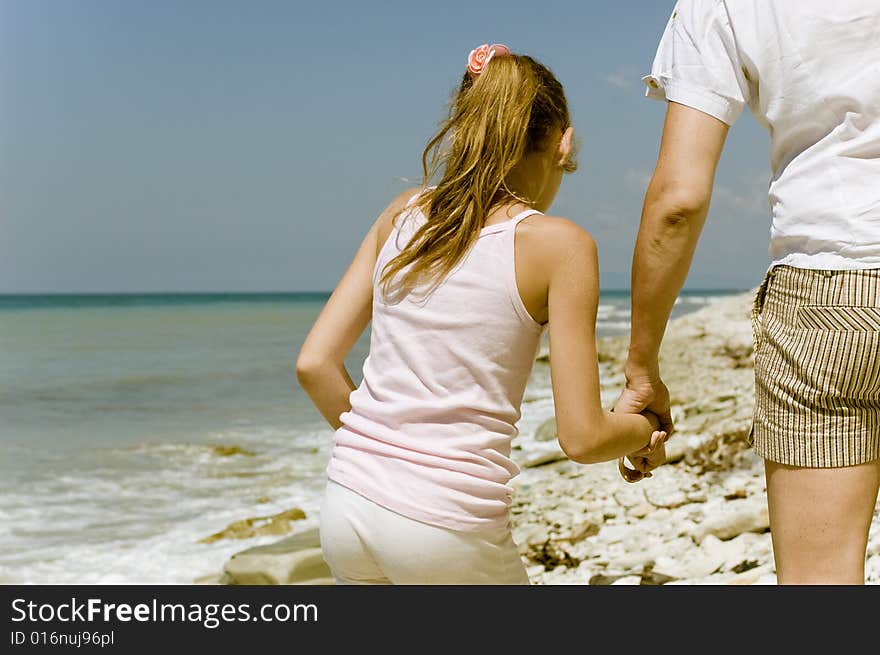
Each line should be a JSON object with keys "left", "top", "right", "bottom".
{"left": 514, "top": 214, "right": 599, "bottom": 321}
{"left": 518, "top": 213, "right": 598, "bottom": 264}
{"left": 382, "top": 186, "right": 425, "bottom": 222}
{"left": 374, "top": 187, "right": 425, "bottom": 255}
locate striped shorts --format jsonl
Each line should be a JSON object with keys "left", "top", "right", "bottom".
{"left": 750, "top": 265, "right": 880, "bottom": 467}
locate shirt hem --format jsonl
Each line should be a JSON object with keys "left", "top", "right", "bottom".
{"left": 771, "top": 254, "right": 880, "bottom": 271}
{"left": 325, "top": 470, "right": 511, "bottom": 534}
{"left": 642, "top": 74, "right": 743, "bottom": 126}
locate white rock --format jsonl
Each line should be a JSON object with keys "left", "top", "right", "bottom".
{"left": 653, "top": 551, "right": 724, "bottom": 580}
{"left": 664, "top": 439, "right": 688, "bottom": 463}
{"left": 644, "top": 488, "right": 689, "bottom": 509}
{"left": 522, "top": 448, "right": 568, "bottom": 468}
{"left": 612, "top": 487, "right": 644, "bottom": 509}
{"left": 865, "top": 555, "right": 880, "bottom": 584}
{"left": 613, "top": 549, "right": 658, "bottom": 572}
{"left": 668, "top": 571, "right": 739, "bottom": 585}
{"left": 754, "top": 572, "right": 778, "bottom": 585}
{"left": 727, "top": 564, "right": 775, "bottom": 586}
{"left": 542, "top": 568, "right": 578, "bottom": 585}
{"left": 223, "top": 528, "right": 333, "bottom": 585}
{"left": 513, "top": 524, "right": 548, "bottom": 549}
{"left": 597, "top": 525, "right": 631, "bottom": 545}
{"left": 867, "top": 533, "right": 880, "bottom": 557}
{"left": 645, "top": 536, "right": 698, "bottom": 560}
{"left": 663, "top": 517, "right": 700, "bottom": 539}
{"left": 526, "top": 564, "right": 546, "bottom": 579}
{"left": 629, "top": 503, "right": 655, "bottom": 519}
{"left": 700, "top": 533, "right": 760, "bottom": 571}
{"left": 723, "top": 475, "right": 749, "bottom": 496}
{"left": 611, "top": 575, "right": 642, "bottom": 585}
{"left": 700, "top": 534, "right": 726, "bottom": 555}
{"left": 691, "top": 501, "right": 770, "bottom": 543}
{"left": 534, "top": 417, "right": 557, "bottom": 442}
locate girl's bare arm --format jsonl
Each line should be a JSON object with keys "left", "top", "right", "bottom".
{"left": 539, "top": 218, "right": 662, "bottom": 463}
{"left": 296, "top": 188, "right": 418, "bottom": 429}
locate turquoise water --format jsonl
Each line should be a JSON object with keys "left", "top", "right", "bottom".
{"left": 1, "top": 294, "right": 342, "bottom": 459}
{"left": 0, "top": 290, "right": 742, "bottom": 583}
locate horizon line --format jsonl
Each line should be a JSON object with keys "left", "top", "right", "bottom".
{"left": 0, "top": 287, "right": 751, "bottom": 296}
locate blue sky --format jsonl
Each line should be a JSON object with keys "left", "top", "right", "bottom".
{"left": 0, "top": 0, "right": 772, "bottom": 292}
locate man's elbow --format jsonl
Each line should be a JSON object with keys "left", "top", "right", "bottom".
{"left": 645, "top": 185, "right": 710, "bottom": 230}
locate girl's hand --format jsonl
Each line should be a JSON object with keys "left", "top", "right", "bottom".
{"left": 633, "top": 431, "right": 668, "bottom": 476}
{"left": 620, "top": 428, "right": 668, "bottom": 482}
{"left": 643, "top": 408, "right": 662, "bottom": 432}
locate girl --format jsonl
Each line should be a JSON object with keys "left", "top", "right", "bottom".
{"left": 296, "top": 43, "right": 667, "bottom": 585}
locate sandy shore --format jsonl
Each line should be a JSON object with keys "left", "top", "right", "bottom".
{"left": 205, "top": 289, "right": 880, "bottom": 585}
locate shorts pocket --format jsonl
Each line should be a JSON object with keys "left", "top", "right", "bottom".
{"left": 796, "top": 306, "right": 880, "bottom": 331}
{"left": 751, "top": 270, "right": 775, "bottom": 356}
{"left": 789, "top": 321, "right": 880, "bottom": 402}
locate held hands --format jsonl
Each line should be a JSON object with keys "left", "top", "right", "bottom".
{"left": 614, "top": 365, "right": 674, "bottom": 436}
{"left": 614, "top": 365, "right": 674, "bottom": 483}
{"left": 618, "top": 413, "right": 668, "bottom": 483}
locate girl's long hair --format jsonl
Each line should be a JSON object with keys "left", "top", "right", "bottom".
{"left": 379, "top": 53, "right": 576, "bottom": 298}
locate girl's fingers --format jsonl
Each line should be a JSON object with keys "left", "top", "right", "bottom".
{"left": 633, "top": 430, "right": 666, "bottom": 460}
{"left": 646, "top": 431, "right": 664, "bottom": 451}
{"left": 646, "top": 431, "right": 669, "bottom": 453}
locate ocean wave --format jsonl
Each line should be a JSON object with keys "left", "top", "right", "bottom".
{"left": 596, "top": 304, "right": 625, "bottom": 317}
{"left": 0, "top": 425, "right": 334, "bottom": 584}
{"left": 597, "top": 320, "right": 631, "bottom": 330}
{"left": 674, "top": 293, "right": 738, "bottom": 306}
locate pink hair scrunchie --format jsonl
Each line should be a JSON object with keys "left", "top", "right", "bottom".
{"left": 466, "top": 43, "right": 511, "bottom": 79}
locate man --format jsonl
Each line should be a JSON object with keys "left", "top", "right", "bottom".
{"left": 618, "top": 0, "right": 880, "bottom": 584}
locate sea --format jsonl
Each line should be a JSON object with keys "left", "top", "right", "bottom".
{"left": 0, "top": 290, "right": 744, "bottom": 584}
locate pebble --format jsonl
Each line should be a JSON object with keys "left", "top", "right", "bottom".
{"left": 611, "top": 575, "right": 642, "bottom": 585}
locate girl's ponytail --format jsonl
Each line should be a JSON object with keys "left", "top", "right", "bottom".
{"left": 380, "top": 47, "right": 574, "bottom": 298}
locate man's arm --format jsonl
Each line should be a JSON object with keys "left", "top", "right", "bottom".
{"left": 617, "top": 101, "right": 730, "bottom": 431}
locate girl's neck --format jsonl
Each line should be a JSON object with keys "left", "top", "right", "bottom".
{"left": 482, "top": 200, "right": 536, "bottom": 227}
{"left": 502, "top": 149, "right": 557, "bottom": 213}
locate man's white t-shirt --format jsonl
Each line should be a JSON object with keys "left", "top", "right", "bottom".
{"left": 644, "top": 0, "right": 880, "bottom": 270}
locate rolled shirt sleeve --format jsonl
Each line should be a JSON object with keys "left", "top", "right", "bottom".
{"left": 643, "top": 0, "right": 751, "bottom": 126}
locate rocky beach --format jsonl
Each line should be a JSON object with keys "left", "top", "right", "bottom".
{"left": 201, "top": 290, "right": 880, "bottom": 585}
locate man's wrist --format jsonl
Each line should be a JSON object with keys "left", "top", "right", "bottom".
{"left": 624, "top": 353, "right": 660, "bottom": 382}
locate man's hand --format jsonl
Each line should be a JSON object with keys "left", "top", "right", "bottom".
{"left": 614, "top": 365, "right": 674, "bottom": 437}
{"left": 614, "top": 367, "right": 673, "bottom": 482}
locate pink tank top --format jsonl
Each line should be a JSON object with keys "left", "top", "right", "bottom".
{"left": 325, "top": 196, "right": 545, "bottom": 531}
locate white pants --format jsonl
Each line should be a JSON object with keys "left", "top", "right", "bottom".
{"left": 319, "top": 480, "right": 530, "bottom": 585}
